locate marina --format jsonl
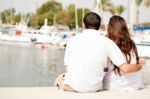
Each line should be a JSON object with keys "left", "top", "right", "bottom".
{"left": 0, "top": 0, "right": 150, "bottom": 96}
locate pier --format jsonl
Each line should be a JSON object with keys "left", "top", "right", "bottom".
{"left": 0, "top": 86, "right": 150, "bottom": 99}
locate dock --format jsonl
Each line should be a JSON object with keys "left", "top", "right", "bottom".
{"left": 0, "top": 86, "right": 150, "bottom": 99}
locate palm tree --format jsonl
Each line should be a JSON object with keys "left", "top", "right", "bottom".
{"left": 95, "top": 0, "right": 113, "bottom": 25}
{"left": 96, "top": 0, "right": 113, "bottom": 13}
{"left": 108, "top": 6, "right": 116, "bottom": 15}
{"left": 109, "top": 5, "right": 126, "bottom": 15}
{"left": 135, "top": 0, "right": 143, "bottom": 24}
{"left": 116, "top": 5, "right": 126, "bottom": 15}
{"left": 144, "top": 0, "right": 150, "bottom": 7}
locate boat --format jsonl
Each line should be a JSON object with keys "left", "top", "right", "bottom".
{"left": 133, "top": 27, "right": 150, "bottom": 57}
{"left": 0, "top": 19, "right": 63, "bottom": 45}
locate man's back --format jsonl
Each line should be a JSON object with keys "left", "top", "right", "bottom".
{"left": 64, "top": 29, "right": 118, "bottom": 92}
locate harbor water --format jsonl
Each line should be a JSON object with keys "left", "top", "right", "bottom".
{"left": 0, "top": 41, "right": 150, "bottom": 87}
{"left": 0, "top": 41, "right": 65, "bottom": 87}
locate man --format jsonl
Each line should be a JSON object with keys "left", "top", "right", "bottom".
{"left": 55, "top": 12, "right": 143, "bottom": 93}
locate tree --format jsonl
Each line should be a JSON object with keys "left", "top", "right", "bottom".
{"left": 30, "top": 13, "right": 38, "bottom": 28}
{"left": 77, "top": 8, "right": 90, "bottom": 28}
{"left": 37, "top": 11, "right": 54, "bottom": 28}
{"left": 36, "top": 1, "right": 62, "bottom": 25}
{"left": 56, "top": 11, "right": 72, "bottom": 27}
{"left": 116, "top": 5, "right": 126, "bottom": 15}
{"left": 13, "top": 13, "right": 21, "bottom": 24}
{"left": 108, "top": 6, "right": 116, "bottom": 15}
{"left": 96, "top": 0, "right": 114, "bottom": 24}
{"left": 64, "top": 4, "right": 90, "bottom": 29}
{"left": 66, "top": 4, "right": 76, "bottom": 29}
{"left": 144, "top": 0, "right": 150, "bottom": 7}
{"left": 0, "top": 8, "right": 15, "bottom": 24}
{"left": 98, "top": 0, "right": 113, "bottom": 12}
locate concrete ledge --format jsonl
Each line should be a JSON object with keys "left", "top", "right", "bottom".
{"left": 0, "top": 86, "right": 150, "bottom": 99}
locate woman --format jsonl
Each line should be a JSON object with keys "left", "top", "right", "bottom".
{"left": 103, "top": 15, "right": 144, "bottom": 91}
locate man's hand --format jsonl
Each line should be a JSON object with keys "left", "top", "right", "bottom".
{"left": 64, "top": 65, "right": 68, "bottom": 72}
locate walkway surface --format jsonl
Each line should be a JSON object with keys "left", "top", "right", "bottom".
{"left": 0, "top": 86, "right": 150, "bottom": 99}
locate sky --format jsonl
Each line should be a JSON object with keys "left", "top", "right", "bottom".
{"left": 0, "top": 0, "right": 150, "bottom": 24}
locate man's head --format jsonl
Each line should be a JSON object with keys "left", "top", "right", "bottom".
{"left": 83, "top": 12, "right": 101, "bottom": 30}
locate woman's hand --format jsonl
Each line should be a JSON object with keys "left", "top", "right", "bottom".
{"left": 139, "top": 58, "right": 145, "bottom": 68}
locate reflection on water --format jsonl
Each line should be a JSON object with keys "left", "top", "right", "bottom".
{"left": 0, "top": 41, "right": 150, "bottom": 87}
{"left": 141, "top": 58, "right": 150, "bottom": 85}
{"left": 0, "top": 41, "right": 64, "bottom": 87}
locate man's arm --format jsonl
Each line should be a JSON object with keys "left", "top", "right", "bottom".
{"left": 119, "top": 59, "right": 144, "bottom": 73}
{"left": 106, "top": 39, "right": 144, "bottom": 73}
{"left": 119, "top": 64, "right": 141, "bottom": 73}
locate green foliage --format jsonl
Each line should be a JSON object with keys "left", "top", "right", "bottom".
{"left": 77, "top": 8, "right": 90, "bottom": 28}
{"left": 68, "top": 5, "right": 90, "bottom": 29}
{"left": 0, "top": 1, "right": 91, "bottom": 29}
{"left": 32, "top": 1, "right": 62, "bottom": 28}
{"left": 96, "top": 0, "right": 125, "bottom": 16}
{"left": 56, "top": 11, "right": 72, "bottom": 27}
{"left": 135, "top": 0, "right": 143, "bottom": 7}
{"left": 145, "top": 0, "right": 150, "bottom": 7}
{"left": 98, "top": 0, "right": 113, "bottom": 11}
{"left": 1, "top": 12, "right": 7, "bottom": 24}
{"left": 30, "top": 13, "right": 38, "bottom": 28}
{"left": 0, "top": 8, "right": 15, "bottom": 24}
{"left": 116, "top": 5, "right": 126, "bottom": 15}
{"left": 13, "top": 13, "right": 21, "bottom": 24}
{"left": 108, "top": 7, "right": 116, "bottom": 15}
{"left": 66, "top": 4, "right": 76, "bottom": 29}
{"left": 37, "top": 1, "right": 62, "bottom": 15}
{"left": 56, "top": 4, "right": 90, "bottom": 29}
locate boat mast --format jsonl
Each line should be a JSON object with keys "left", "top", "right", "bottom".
{"left": 75, "top": 0, "right": 78, "bottom": 32}
{"left": 129, "top": 0, "right": 135, "bottom": 33}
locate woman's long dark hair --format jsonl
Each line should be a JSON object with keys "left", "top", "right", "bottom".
{"left": 107, "top": 15, "right": 139, "bottom": 75}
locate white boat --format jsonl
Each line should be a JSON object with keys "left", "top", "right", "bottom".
{"left": 133, "top": 30, "right": 150, "bottom": 57}
{"left": 0, "top": 28, "right": 54, "bottom": 44}
{"left": 0, "top": 33, "right": 53, "bottom": 44}
{"left": 0, "top": 19, "right": 63, "bottom": 44}
{"left": 133, "top": 30, "right": 150, "bottom": 45}
{"left": 136, "top": 45, "right": 150, "bottom": 58}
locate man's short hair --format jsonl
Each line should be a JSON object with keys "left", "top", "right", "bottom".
{"left": 83, "top": 12, "right": 101, "bottom": 30}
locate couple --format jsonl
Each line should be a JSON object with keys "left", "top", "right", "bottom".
{"left": 55, "top": 12, "right": 144, "bottom": 92}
